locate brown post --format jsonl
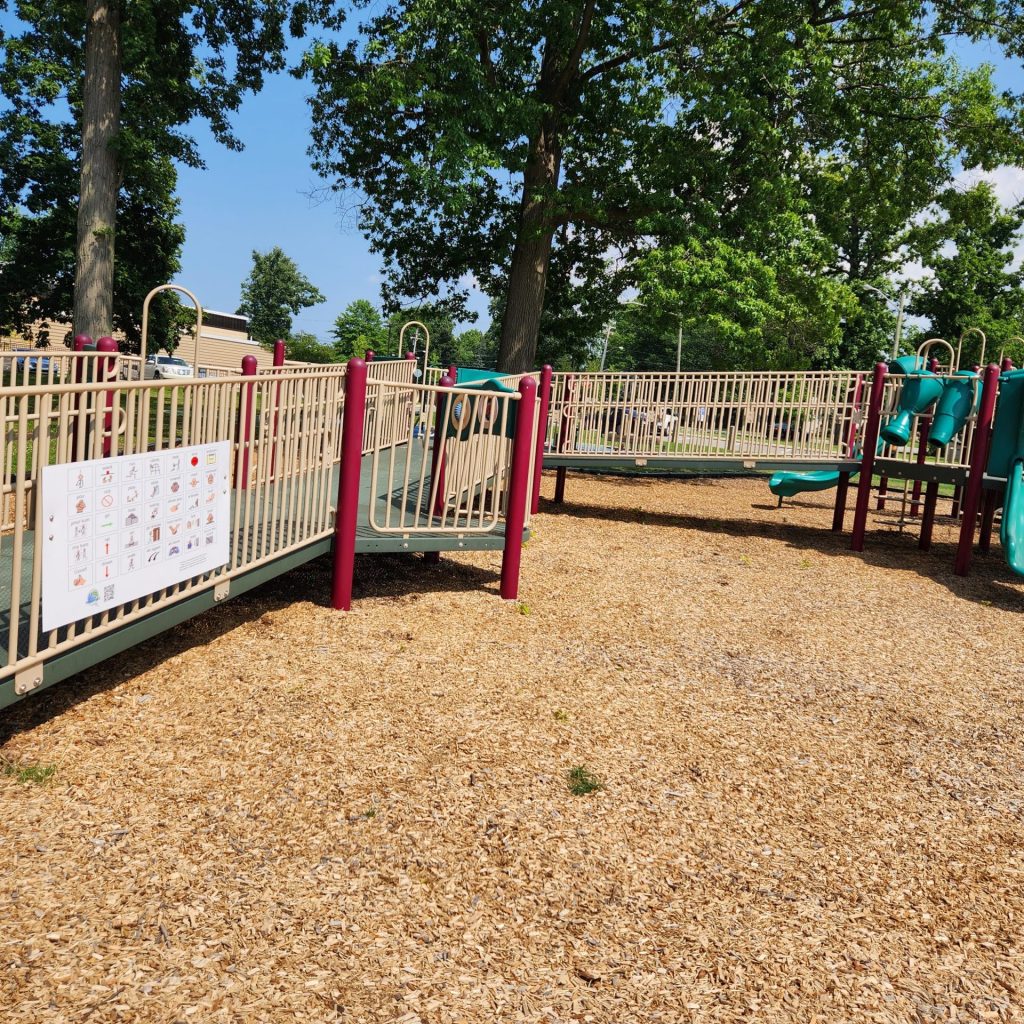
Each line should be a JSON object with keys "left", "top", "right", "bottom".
{"left": 919, "top": 481, "right": 940, "bottom": 551}
{"left": 831, "top": 472, "right": 850, "bottom": 533}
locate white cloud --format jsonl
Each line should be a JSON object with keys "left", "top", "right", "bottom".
{"left": 953, "top": 164, "right": 1024, "bottom": 208}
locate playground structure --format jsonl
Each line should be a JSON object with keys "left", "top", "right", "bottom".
{"left": 539, "top": 334, "right": 1024, "bottom": 581}
{"left": 3, "top": 291, "right": 1024, "bottom": 712}
{"left": 0, "top": 314, "right": 544, "bottom": 710}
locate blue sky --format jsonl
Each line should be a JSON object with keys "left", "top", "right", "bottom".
{"left": 177, "top": 33, "right": 1024, "bottom": 344}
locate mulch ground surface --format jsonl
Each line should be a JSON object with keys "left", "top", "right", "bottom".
{"left": 2, "top": 472, "right": 1023, "bottom": 1023}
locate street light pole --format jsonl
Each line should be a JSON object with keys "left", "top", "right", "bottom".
{"left": 599, "top": 321, "right": 613, "bottom": 371}
{"left": 858, "top": 283, "right": 906, "bottom": 360}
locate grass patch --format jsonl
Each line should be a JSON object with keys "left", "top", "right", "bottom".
{"left": 567, "top": 765, "right": 603, "bottom": 796}
{"left": 1, "top": 758, "right": 56, "bottom": 785}
{"left": 517, "top": 602, "right": 531, "bottom": 616}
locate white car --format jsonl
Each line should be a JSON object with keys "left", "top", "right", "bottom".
{"left": 144, "top": 355, "right": 194, "bottom": 380}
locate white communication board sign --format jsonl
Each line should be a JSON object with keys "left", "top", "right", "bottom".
{"left": 42, "top": 442, "right": 232, "bottom": 631}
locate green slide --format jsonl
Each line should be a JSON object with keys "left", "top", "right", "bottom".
{"left": 989, "top": 369, "right": 1024, "bottom": 577}
{"left": 1001, "top": 460, "right": 1024, "bottom": 576}
{"left": 769, "top": 470, "right": 844, "bottom": 499}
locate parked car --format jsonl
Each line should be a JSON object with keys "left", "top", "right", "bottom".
{"left": 13, "top": 349, "right": 57, "bottom": 376}
{"left": 144, "top": 355, "right": 194, "bottom": 380}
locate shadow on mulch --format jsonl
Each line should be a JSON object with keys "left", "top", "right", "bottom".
{"left": 539, "top": 495, "right": 1024, "bottom": 611}
{"left": 1, "top": 551, "right": 501, "bottom": 742}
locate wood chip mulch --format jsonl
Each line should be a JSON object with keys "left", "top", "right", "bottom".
{"left": 2, "top": 472, "right": 1023, "bottom": 1023}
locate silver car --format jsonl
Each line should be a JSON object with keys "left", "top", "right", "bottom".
{"left": 144, "top": 355, "right": 194, "bottom": 380}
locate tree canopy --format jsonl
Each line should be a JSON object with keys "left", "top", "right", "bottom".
{"left": 331, "top": 298, "right": 387, "bottom": 360}
{"left": 236, "top": 247, "right": 326, "bottom": 345}
{"left": 299, "top": 0, "right": 1024, "bottom": 372}
{"left": 0, "top": 0, "right": 291, "bottom": 339}
{"left": 909, "top": 182, "right": 1024, "bottom": 367}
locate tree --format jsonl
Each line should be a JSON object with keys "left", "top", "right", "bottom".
{"left": 286, "top": 330, "right": 339, "bottom": 364}
{"left": 1, "top": 1, "right": 291, "bottom": 339}
{"left": 331, "top": 299, "right": 386, "bottom": 360}
{"left": 236, "top": 247, "right": 326, "bottom": 345}
{"left": 909, "top": 183, "right": 1024, "bottom": 367}
{"left": 300, "top": 2, "right": 1024, "bottom": 373}
{"left": 386, "top": 305, "right": 456, "bottom": 367}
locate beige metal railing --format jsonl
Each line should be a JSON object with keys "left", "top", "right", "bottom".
{"left": 547, "top": 370, "right": 866, "bottom": 462}
{"left": 0, "top": 371, "right": 345, "bottom": 686}
{"left": 364, "top": 379, "right": 526, "bottom": 535}
{"left": 1, "top": 350, "right": 144, "bottom": 387}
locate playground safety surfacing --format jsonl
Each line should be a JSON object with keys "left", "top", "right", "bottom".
{"left": 3, "top": 473, "right": 1023, "bottom": 1022}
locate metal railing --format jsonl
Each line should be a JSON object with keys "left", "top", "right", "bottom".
{"left": 0, "top": 370, "right": 345, "bottom": 687}
{"left": 1, "top": 350, "right": 144, "bottom": 386}
{"left": 547, "top": 370, "right": 866, "bottom": 462}
{"left": 364, "top": 379, "right": 523, "bottom": 535}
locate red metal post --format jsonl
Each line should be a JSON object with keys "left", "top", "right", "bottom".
{"left": 919, "top": 481, "right": 940, "bottom": 551}
{"left": 273, "top": 339, "right": 286, "bottom": 367}
{"left": 831, "top": 472, "right": 850, "bottom": 533}
{"left": 429, "top": 374, "right": 455, "bottom": 519}
{"left": 405, "top": 351, "right": 416, "bottom": 361}
{"left": 447, "top": 363, "right": 458, "bottom": 383}
{"left": 331, "top": 358, "right": 368, "bottom": 610}
{"left": 979, "top": 489, "right": 997, "bottom": 553}
{"left": 1001, "top": 356, "right": 1014, "bottom": 372}
{"left": 553, "top": 373, "right": 574, "bottom": 505}
{"left": 96, "top": 336, "right": 118, "bottom": 457}
{"left": 501, "top": 375, "right": 538, "bottom": 600}
{"left": 531, "top": 365, "right": 553, "bottom": 515}
{"left": 954, "top": 363, "right": 1001, "bottom": 576}
{"left": 851, "top": 362, "right": 888, "bottom": 552}
{"left": 364, "top": 349, "right": 375, "bottom": 362}
{"left": 238, "top": 354, "right": 258, "bottom": 490}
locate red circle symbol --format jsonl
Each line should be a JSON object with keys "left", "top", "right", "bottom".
{"left": 190, "top": 456, "right": 199, "bottom": 467}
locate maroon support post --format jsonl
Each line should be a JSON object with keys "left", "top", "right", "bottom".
{"left": 954, "top": 363, "right": 1001, "bottom": 576}
{"left": 851, "top": 362, "right": 888, "bottom": 552}
{"left": 332, "top": 358, "right": 368, "bottom": 610}
{"left": 424, "top": 374, "right": 455, "bottom": 564}
{"left": 553, "top": 374, "right": 575, "bottom": 505}
{"left": 910, "top": 414, "right": 930, "bottom": 517}
{"left": 1001, "top": 356, "right": 1014, "bottom": 372}
{"left": 919, "top": 481, "right": 940, "bottom": 551}
{"left": 364, "top": 349, "right": 375, "bottom": 362}
{"left": 831, "top": 472, "right": 850, "bottom": 533}
{"left": 96, "top": 336, "right": 118, "bottom": 457}
{"left": 979, "top": 489, "right": 997, "bottom": 553}
{"left": 273, "top": 339, "right": 286, "bottom": 367}
{"left": 238, "top": 354, "right": 258, "bottom": 490}
{"left": 500, "top": 375, "right": 538, "bottom": 600}
{"left": 531, "top": 365, "right": 553, "bottom": 515}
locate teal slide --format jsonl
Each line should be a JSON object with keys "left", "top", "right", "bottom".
{"left": 989, "top": 369, "right": 1024, "bottom": 576}
{"left": 1001, "top": 460, "right": 1024, "bottom": 575}
{"left": 769, "top": 469, "right": 844, "bottom": 499}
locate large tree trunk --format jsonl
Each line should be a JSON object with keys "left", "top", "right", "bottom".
{"left": 74, "top": 0, "right": 122, "bottom": 339}
{"left": 497, "top": 122, "right": 562, "bottom": 373}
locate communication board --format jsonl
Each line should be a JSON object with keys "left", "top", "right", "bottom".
{"left": 42, "top": 442, "right": 232, "bottom": 631}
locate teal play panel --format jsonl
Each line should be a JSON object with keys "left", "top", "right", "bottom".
{"left": 1, "top": 443, "right": 517, "bottom": 708}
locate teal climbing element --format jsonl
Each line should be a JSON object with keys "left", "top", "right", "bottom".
{"left": 928, "top": 371, "right": 978, "bottom": 450}
{"left": 880, "top": 369, "right": 944, "bottom": 447}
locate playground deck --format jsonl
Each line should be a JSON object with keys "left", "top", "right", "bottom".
{"left": 0, "top": 445, "right": 516, "bottom": 709}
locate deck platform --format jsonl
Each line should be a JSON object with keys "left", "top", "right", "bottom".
{"left": 1, "top": 446, "right": 517, "bottom": 709}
